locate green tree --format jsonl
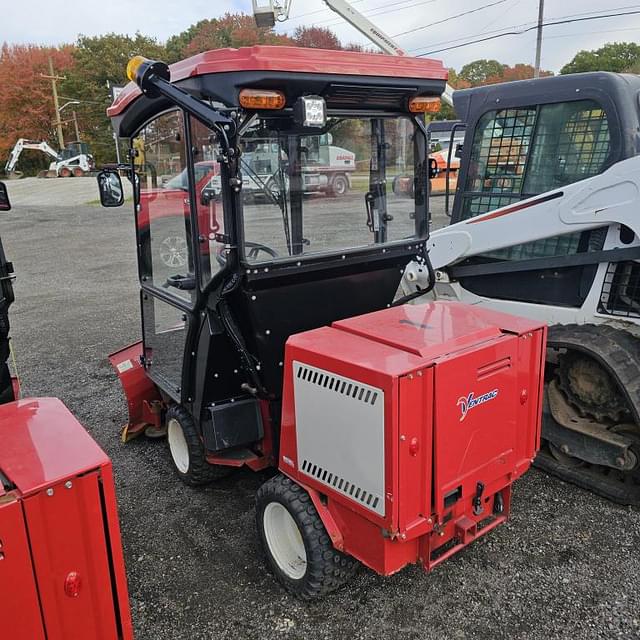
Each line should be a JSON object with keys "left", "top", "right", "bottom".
{"left": 61, "top": 33, "right": 167, "bottom": 164}
{"left": 560, "top": 42, "right": 640, "bottom": 74}
{"left": 458, "top": 59, "right": 506, "bottom": 86}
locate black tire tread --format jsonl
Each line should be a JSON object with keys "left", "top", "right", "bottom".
{"left": 256, "top": 474, "right": 356, "bottom": 599}
{"left": 166, "top": 404, "right": 231, "bottom": 486}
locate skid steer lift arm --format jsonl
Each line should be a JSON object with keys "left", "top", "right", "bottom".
{"left": 427, "top": 154, "right": 640, "bottom": 273}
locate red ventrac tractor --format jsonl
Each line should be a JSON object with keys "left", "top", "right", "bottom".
{"left": 98, "top": 46, "right": 547, "bottom": 598}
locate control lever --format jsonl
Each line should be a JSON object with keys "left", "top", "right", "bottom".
{"left": 163, "top": 273, "right": 196, "bottom": 290}
{"left": 365, "top": 191, "right": 375, "bottom": 232}
{"left": 472, "top": 481, "right": 485, "bottom": 516}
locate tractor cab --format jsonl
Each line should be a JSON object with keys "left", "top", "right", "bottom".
{"left": 100, "top": 46, "right": 446, "bottom": 443}
{"left": 99, "top": 46, "right": 547, "bottom": 598}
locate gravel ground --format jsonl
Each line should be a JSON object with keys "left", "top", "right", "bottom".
{"left": 2, "top": 178, "right": 639, "bottom": 640}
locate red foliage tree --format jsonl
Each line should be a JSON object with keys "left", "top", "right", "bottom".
{"left": 0, "top": 43, "right": 75, "bottom": 171}
{"left": 484, "top": 63, "right": 552, "bottom": 84}
{"left": 182, "top": 14, "right": 292, "bottom": 57}
{"left": 293, "top": 26, "right": 342, "bottom": 50}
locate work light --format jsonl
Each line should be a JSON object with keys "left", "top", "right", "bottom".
{"left": 294, "top": 95, "right": 327, "bottom": 128}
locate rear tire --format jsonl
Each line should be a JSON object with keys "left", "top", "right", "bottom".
{"left": 256, "top": 474, "right": 356, "bottom": 599}
{"left": 72, "top": 167, "right": 84, "bottom": 177}
{"left": 166, "top": 404, "right": 230, "bottom": 485}
{"left": 329, "top": 174, "right": 348, "bottom": 197}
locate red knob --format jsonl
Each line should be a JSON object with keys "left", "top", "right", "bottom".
{"left": 409, "top": 437, "right": 420, "bottom": 457}
{"left": 64, "top": 572, "right": 82, "bottom": 598}
{"left": 520, "top": 389, "right": 528, "bottom": 405}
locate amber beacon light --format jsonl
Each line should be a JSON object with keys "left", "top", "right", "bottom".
{"left": 408, "top": 96, "right": 441, "bottom": 113}
{"left": 239, "top": 89, "right": 286, "bottom": 110}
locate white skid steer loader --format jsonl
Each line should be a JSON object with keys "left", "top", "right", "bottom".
{"left": 404, "top": 72, "right": 640, "bottom": 504}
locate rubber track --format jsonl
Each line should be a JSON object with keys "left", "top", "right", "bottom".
{"left": 536, "top": 323, "right": 640, "bottom": 505}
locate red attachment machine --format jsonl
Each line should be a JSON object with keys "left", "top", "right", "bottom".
{"left": 278, "top": 302, "right": 545, "bottom": 575}
{"left": 0, "top": 398, "right": 133, "bottom": 640}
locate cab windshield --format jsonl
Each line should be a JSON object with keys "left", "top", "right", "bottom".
{"left": 240, "top": 115, "right": 426, "bottom": 263}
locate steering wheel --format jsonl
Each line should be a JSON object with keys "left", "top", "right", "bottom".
{"left": 215, "top": 241, "right": 279, "bottom": 267}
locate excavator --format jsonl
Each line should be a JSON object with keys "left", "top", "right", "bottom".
{"left": 258, "top": 0, "right": 640, "bottom": 504}
{"left": 4, "top": 138, "right": 94, "bottom": 178}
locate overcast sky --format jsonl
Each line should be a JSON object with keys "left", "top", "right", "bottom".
{"left": 4, "top": 0, "right": 640, "bottom": 72}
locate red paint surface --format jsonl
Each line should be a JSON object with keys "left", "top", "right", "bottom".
{"left": 0, "top": 397, "right": 109, "bottom": 495}
{"left": 108, "top": 45, "right": 448, "bottom": 116}
{"left": 109, "top": 341, "right": 162, "bottom": 435}
{"left": 0, "top": 398, "right": 134, "bottom": 639}
{"left": 279, "top": 301, "right": 546, "bottom": 576}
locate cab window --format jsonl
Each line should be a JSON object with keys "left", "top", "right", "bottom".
{"left": 239, "top": 116, "right": 424, "bottom": 264}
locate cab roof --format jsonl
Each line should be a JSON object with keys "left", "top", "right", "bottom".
{"left": 108, "top": 45, "right": 448, "bottom": 137}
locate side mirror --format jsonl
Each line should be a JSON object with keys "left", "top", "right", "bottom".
{"left": 428, "top": 158, "right": 439, "bottom": 179}
{"left": 97, "top": 170, "right": 124, "bottom": 207}
{"left": 0, "top": 182, "right": 11, "bottom": 212}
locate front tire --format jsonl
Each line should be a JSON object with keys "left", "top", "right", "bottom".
{"left": 256, "top": 474, "right": 356, "bottom": 599}
{"left": 166, "top": 404, "right": 230, "bottom": 485}
{"left": 329, "top": 174, "right": 348, "bottom": 197}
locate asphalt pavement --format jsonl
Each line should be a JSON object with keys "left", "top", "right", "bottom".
{"left": 2, "top": 178, "right": 639, "bottom": 640}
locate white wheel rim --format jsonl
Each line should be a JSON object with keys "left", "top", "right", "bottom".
{"left": 167, "top": 418, "right": 189, "bottom": 474}
{"left": 160, "top": 236, "right": 188, "bottom": 268}
{"left": 263, "top": 502, "right": 307, "bottom": 580}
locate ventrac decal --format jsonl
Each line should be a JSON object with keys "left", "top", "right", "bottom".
{"left": 457, "top": 389, "right": 499, "bottom": 422}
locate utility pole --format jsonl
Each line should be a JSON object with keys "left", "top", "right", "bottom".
{"left": 41, "top": 57, "right": 66, "bottom": 149}
{"left": 71, "top": 111, "right": 81, "bottom": 141}
{"left": 534, "top": 0, "right": 545, "bottom": 78}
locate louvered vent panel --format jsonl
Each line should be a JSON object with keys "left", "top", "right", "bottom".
{"left": 300, "top": 460, "right": 381, "bottom": 511}
{"left": 325, "top": 83, "right": 418, "bottom": 109}
{"left": 293, "top": 361, "right": 385, "bottom": 517}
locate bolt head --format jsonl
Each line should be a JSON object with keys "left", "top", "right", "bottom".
{"left": 46, "top": 488, "right": 54, "bottom": 496}
{"left": 64, "top": 481, "right": 72, "bottom": 489}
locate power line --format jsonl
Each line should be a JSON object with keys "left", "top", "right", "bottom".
{"left": 414, "top": 8, "right": 640, "bottom": 56}
{"left": 286, "top": 0, "right": 366, "bottom": 23}
{"left": 402, "top": 5, "right": 640, "bottom": 54}
{"left": 391, "top": 0, "right": 509, "bottom": 38}
{"left": 315, "top": 0, "right": 438, "bottom": 28}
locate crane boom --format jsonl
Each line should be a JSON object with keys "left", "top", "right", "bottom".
{"left": 252, "top": 0, "right": 454, "bottom": 106}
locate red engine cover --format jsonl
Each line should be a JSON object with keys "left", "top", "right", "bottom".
{"left": 279, "top": 302, "right": 546, "bottom": 575}
{"left": 0, "top": 398, "right": 133, "bottom": 640}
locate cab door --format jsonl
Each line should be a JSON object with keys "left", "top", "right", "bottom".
{"left": 133, "top": 109, "right": 196, "bottom": 399}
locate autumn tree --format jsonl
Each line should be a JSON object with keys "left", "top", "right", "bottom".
{"left": 561, "top": 42, "right": 640, "bottom": 74}
{"left": 293, "top": 26, "right": 341, "bottom": 50}
{"left": 484, "top": 63, "right": 552, "bottom": 84}
{"left": 0, "top": 43, "right": 75, "bottom": 175}
{"left": 60, "top": 33, "right": 167, "bottom": 165}
{"left": 168, "top": 13, "right": 292, "bottom": 59}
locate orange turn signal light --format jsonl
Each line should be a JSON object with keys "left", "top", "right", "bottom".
{"left": 408, "top": 96, "right": 441, "bottom": 113}
{"left": 239, "top": 88, "right": 286, "bottom": 110}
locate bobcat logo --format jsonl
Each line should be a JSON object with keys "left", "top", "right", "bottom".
{"left": 457, "top": 389, "right": 499, "bottom": 422}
